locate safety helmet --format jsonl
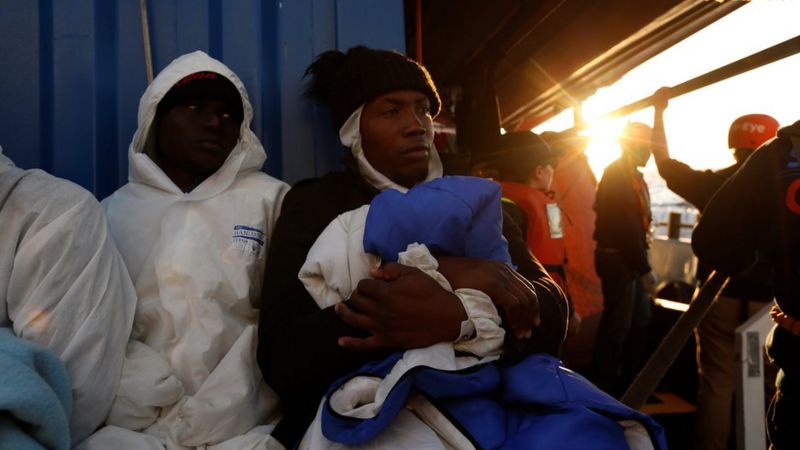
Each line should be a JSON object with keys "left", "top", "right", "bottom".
{"left": 728, "top": 114, "right": 779, "bottom": 150}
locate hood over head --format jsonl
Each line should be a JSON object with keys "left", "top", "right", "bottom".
{"left": 0, "top": 146, "right": 13, "bottom": 175}
{"left": 128, "top": 51, "right": 266, "bottom": 198}
{"left": 777, "top": 120, "right": 800, "bottom": 140}
{"left": 338, "top": 105, "right": 443, "bottom": 193}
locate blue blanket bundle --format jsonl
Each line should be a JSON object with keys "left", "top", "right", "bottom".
{"left": 364, "top": 176, "right": 512, "bottom": 266}
{"left": 0, "top": 327, "right": 72, "bottom": 450}
{"left": 322, "top": 353, "right": 667, "bottom": 450}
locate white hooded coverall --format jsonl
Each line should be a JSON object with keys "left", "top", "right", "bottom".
{"left": 0, "top": 148, "right": 136, "bottom": 445}
{"left": 82, "top": 51, "right": 289, "bottom": 450}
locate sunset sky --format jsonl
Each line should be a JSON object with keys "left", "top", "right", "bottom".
{"left": 533, "top": 1, "right": 800, "bottom": 179}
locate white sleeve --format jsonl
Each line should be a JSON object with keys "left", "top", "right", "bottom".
{"left": 105, "top": 341, "right": 185, "bottom": 431}
{"left": 299, "top": 205, "right": 379, "bottom": 308}
{"left": 7, "top": 188, "right": 136, "bottom": 444}
{"left": 145, "top": 326, "right": 279, "bottom": 447}
{"left": 452, "top": 289, "right": 505, "bottom": 357}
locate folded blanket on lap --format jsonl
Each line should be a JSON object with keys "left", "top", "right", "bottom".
{"left": 0, "top": 327, "right": 73, "bottom": 450}
{"left": 321, "top": 353, "right": 667, "bottom": 450}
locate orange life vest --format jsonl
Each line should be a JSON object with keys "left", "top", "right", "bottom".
{"left": 498, "top": 181, "right": 567, "bottom": 292}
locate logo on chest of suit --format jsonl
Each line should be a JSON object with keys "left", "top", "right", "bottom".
{"left": 784, "top": 146, "right": 800, "bottom": 216}
{"left": 231, "top": 225, "right": 266, "bottom": 258}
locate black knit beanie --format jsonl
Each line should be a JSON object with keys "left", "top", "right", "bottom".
{"left": 487, "top": 132, "right": 556, "bottom": 183}
{"left": 304, "top": 45, "right": 441, "bottom": 131}
{"left": 156, "top": 71, "right": 244, "bottom": 123}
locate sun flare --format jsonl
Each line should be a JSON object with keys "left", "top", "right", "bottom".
{"left": 579, "top": 119, "right": 629, "bottom": 177}
{"left": 529, "top": 1, "right": 800, "bottom": 180}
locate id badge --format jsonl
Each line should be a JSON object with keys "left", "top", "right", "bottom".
{"left": 546, "top": 203, "right": 564, "bottom": 239}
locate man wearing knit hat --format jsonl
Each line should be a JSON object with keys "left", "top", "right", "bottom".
{"left": 257, "top": 45, "right": 569, "bottom": 447}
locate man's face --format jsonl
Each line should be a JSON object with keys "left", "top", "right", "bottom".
{"left": 620, "top": 124, "right": 652, "bottom": 167}
{"left": 360, "top": 90, "right": 434, "bottom": 188}
{"left": 157, "top": 96, "right": 241, "bottom": 178}
{"left": 627, "top": 144, "right": 651, "bottom": 167}
{"left": 538, "top": 163, "right": 555, "bottom": 191}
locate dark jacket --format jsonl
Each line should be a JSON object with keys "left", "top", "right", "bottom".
{"left": 693, "top": 121, "right": 800, "bottom": 373}
{"left": 257, "top": 160, "right": 568, "bottom": 446}
{"left": 656, "top": 158, "right": 739, "bottom": 210}
{"left": 657, "top": 157, "right": 772, "bottom": 301}
{"left": 593, "top": 158, "right": 651, "bottom": 275}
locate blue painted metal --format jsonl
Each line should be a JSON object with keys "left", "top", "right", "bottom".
{"left": 0, "top": 0, "right": 405, "bottom": 199}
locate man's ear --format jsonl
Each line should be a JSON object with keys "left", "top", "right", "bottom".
{"left": 532, "top": 164, "right": 545, "bottom": 180}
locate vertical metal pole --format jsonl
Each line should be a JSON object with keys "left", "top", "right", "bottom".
{"left": 140, "top": 0, "right": 154, "bottom": 83}
{"left": 667, "top": 211, "right": 682, "bottom": 239}
{"left": 415, "top": 0, "right": 423, "bottom": 63}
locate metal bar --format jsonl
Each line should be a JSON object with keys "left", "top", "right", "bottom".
{"left": 567, "top": 34, "right": 800, "bottom": 132}
{"left": 502, "top": 1, "right": 743, "bottom": 129}
{"left": 621, "top": 270, "right": 730, "bottom": 410}
{"left": 140, "top": 0, "right": 154, "bottom": 83}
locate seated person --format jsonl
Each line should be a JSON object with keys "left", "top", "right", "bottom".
{"left": 81, "top": 51, "right": 289, "bottom": 449}
{"left": 298, "top": 175, "right": 665, "bottom": 449}
{"left": 0, "top": 147, "right": 135, "bottom": 445}
{"left": 257, "top": 45, "right": 663, "bottom": 449}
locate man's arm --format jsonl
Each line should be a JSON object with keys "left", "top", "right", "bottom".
{"left": 3, "top": 174, "right": 136, "bottom": 443}
{"left": 651, "top": 86, "right": 727, "bottom": 210}
{"left": 650, "top": 87, "right": 671, "bottom": 167}
{"left": 338, "top": 207, "right": 564, "bottom": 355}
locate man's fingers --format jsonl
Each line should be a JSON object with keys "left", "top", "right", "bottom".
{"left": 335, "top": 302, "right": 377, "bottom": 332}
{"left": 509, "top": 267, "right": 535, "bottom": 291}
{"left": 355, "top": 277, "right": 392, "bottom": 302}
{"left": 652, "top": 86, "right": 671, "bottom": 109}
{"left": 336, "top": 302, "right": 391, "bottom": 351}
{"left": 370, "top": 262, "right": 417, "bottom": 281}
{"left": 509, "top": 269, "right": 540, "bottom": 327}
{"left": 337, "top": 335, "right": 384, "bottom": 352}
{"left": 504, "top": 268, "right": 538, "bottom": 335}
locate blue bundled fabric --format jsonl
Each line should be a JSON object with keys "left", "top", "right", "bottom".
{"left": 321, "top": 353, "right": 667, "bottom": 450}
{"left": 0, "top": 327, "right": 73, "bottom": 450}
{"left": 364, "top": 176, "right": 512, "bottom": 266}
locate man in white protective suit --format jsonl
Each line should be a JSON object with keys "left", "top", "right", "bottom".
{"left": 80, "top": 51, "right": 289, "bottom": 450}
{"left": 0, "top": 146, "right": 136, "bottom": 446}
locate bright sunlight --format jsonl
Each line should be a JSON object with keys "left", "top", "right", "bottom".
{"left": 534, "top": 1, "right": 800, "bottom": 179}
